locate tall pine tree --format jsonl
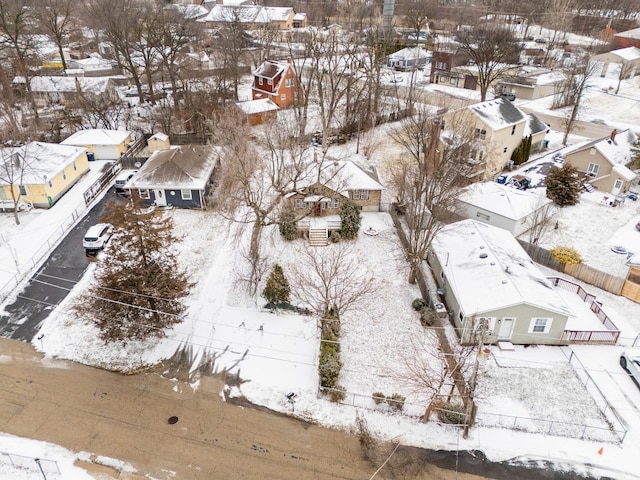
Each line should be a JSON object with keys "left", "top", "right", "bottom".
{"left": 263, "top": 264, "right": 290, "bottom": 306}
{"left": 544, "top": 164, "right": 582, "bottom": 207}
{"left": 75, "top": 200, "right": 193, "bottom": 342}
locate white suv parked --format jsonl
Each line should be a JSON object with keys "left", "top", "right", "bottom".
{"left": 83, "top": 223, "right": 113, "bottom": 256}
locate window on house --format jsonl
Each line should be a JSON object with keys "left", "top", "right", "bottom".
{"left": 48, "top": 180, "right": 53, "bottom": 188}
{"left": 587, "top": 163, "right": 599, "bottom": 176}
{"left": 285, "top": 78, "right": 293, "bottom": 88}
{"left": 280, "top": 94, "right": 286, "bottom": 101}
{"left": 329, "top": 198, "right": 339, "bottom": 209}
{"left": 62, "top": 171, "right": 67, "bottom": 180}
{"left": 503, "top": 147, "right": 508, "bottom": 153}
{"left": 476, "top": 212, "right": 490, "bottom": 221}
{"left": 295, "top": 198, "right": 306, "bottom": 209}
{"left": 459, "top": 312, "right": 464, "bottom": 321}
{"left": 614, "top": 179, "right": 623, "bottom": 189}
{"left": 450, "top": 78, "right": 456, "bottom": 85}
{"left": 511, "top": 125, "right": 516, "bottom": 135}
{"left": 19, "top": 185, "right": 27, "bottom": 196}
{"left": 589, "top": 148, "right": 596, "bottom": 155}
{"left": 72, "top": 160, "right": 77, "bottom": 171}
{"left": 528, "top": 317, "right": 552, "bottom": 333}
{"left": 258, "top": 78, "right": 263, "bottom": 86}
{"left": 352, "top": 190, "right": 369, "bottom": 200}
{"left": 439, "top": 76, "right": 446, "bottom": 83}
{"left": 181, "top": 189, "right": 192, "bottom": 200}
{"left": 478, "top": 150, "right": 484, "bottom": 162}
{"left": 139, "top": 189, "right": 150, "bottom": 199}
{"left": 435, "top": 62, "right": 447, "bottom": 69}
{"left": 475, "top": 128, "right": 487, "bottom": 139}
{"left": 267, "top": 79, "right": 273, "bottom": 85}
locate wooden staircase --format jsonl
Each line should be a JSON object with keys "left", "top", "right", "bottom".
{"left": 309, "top": 226, "right": 328, "bottom": 246}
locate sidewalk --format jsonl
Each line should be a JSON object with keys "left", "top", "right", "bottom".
{"left": 0, "top": 161, "right": 114, "bottom": 302}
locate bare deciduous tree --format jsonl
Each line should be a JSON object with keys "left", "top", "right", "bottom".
{"left": 35, "top": 0, "right": 76, "bottom": 71}
{"left": 393, "top": 333, "right": 474, "bottom": 422}
{"left": 0, "top": 142, "right": 29, "bottom": 224}
{"left": 456, "top": 26, "right": 522, "bottom": 102}
{"left": 524, "top": 201, "right": 556, "bottom": 244}
{"left": 386, "top": 107, "right": 475, "bottom": 283}
{"left": 292, "top": 243, "right": 377, "bottom": 317}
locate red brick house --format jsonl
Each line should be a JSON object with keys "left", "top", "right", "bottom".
{"left": 613, "top": 27, "right": 640, "bottom": 49}
{"left": 251, "top": 58, "right": 298, "bottom": 109}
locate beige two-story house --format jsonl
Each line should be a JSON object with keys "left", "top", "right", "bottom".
{"left": 563, "top": 129, "right": 638, "bottom": 196}
{"left": 443, "top": 98, "right": 528, "bottom": 181}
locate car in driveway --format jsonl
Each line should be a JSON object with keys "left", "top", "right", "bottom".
{"left": 83, "top": 223, "right": 113, "bottom": 256}
{"left": 507, "top": 175, "right": 532, "bottom": 190}
{"left": 620, "top": 349, "right": 640, "bottom": 387}
{"left": 114, "top": 170, "right": 137, "bottom": 196}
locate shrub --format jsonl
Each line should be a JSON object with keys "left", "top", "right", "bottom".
{"left": 431, "top": 400, "right": 466, "bottom": 424}
{"left": 319, "top": 342, "right": 342, "bottom": 389}
{"left": 387, "top": 393, "right": 405, "bottom": 412}
{"left": 412, "top": 298, "right": 428, "bottom": 311}
{"left": 328, "top": 385, "right": 346, "bottom": 403}
{"left": 330, "top": 230, "right": 341, "bottom": 243}
{"left": 340, "top": 199, "right": 361, "bottom": 239}
{"left": 278, "top": 204, "right": 298, "bottom": 240}
{"left": 262, "top": 264, "right": 290, "bottom": 305}
{"left": 372, "top": 391, "right": 386, "bottom": 405}
{"left": 550, "top": 246, "right": 582, "bottom": 265}
{"left": 420, "top": 307, "right": 436, "bottom": 327}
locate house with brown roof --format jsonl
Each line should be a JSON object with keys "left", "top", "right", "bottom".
{"left": 252, "top": 59, "right": 298, "bottom": 109}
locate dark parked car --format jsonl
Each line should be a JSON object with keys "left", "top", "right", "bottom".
{"left": 507, "top": 175, "right": 532, "bottom": 190}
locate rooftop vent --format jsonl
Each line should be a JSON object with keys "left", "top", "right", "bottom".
{"left": 479, "top": 253, "right": 488, "bottom": 259}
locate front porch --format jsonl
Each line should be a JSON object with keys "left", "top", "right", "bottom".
{"left": 549, "top": 277, "right": 621, "bottom": 344}
{"left": 297, "top": 215, "right": 341, "bottom": 246}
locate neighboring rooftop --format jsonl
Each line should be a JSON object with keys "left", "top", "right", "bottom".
{"left": 61, "top": 129, "right": 131, "bottom": 146}
{"left": 0, "top": 142, "right": 87, "bottom": 184}
{"left": 458, "top": 182, "right": 552, "bottom": 221}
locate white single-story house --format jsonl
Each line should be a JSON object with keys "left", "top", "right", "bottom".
{"left": 386, "top": 47, "right": 430, "bottom": 71}
{"left": 428, "top": 219, "right": 620, "bottom": 345}
{"left": 61, "top": 129, "right": 132, "bottom": 161}
{"left": 457, "top": 182, "right": 553, "bottom": 237}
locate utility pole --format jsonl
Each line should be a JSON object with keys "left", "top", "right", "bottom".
{"left": 463, "top": 318, "right": 487, "bottom": 439}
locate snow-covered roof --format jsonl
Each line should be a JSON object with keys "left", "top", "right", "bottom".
{"left": 128, "top": 145, "right": 220, "bottom": 190}
{"left": 29, "top": 76, "right": 112, "bottom": 94}
{"left": 236, "top": 98, "right": 279, "bottom": 114}
{"left": 301, "top": 159, "right": 383, "bottom": 196}
{"left": 524, "top": 113, "right": 548, "bottom": 137}
{"left": 61, "top": 129, "right": 131, "bottom": 147}
{"left": 149, "top": 132, "right": 169, "bottom": 142}
{"left": 293, "top": 13, "right": 306, "bottom": 21}
{"left": 458, "top": 182, "right": 552, "bottom": 221}
{"left": 586, "top": 129, "right": 637, "bottom": 166}
{"left": 609, "top": 46, "right": 640, "bottom": 61}
{"left": 387, "top": 47, "right": 429, "bottom": 61}
{"left": 263, "top": 6, "right": 293, "bottom": 21}
{"left": 73, "top": 55, "right": 113, "bottom": 69}
{"left": 468, "top": 98, "right": 527, "bottom": 131}
{"left": 253, "top": 59, "right": 288, "bottom": 79}
{"left": 164, "top": 3, "right": 210, "bottom": 19}
{"left": 432, "top": 220, "right": 573, "bottom": 317}
{"left": 0, "top": 142, "right": 87, "bottom": 185}
{"left": 614, "top": 27, "right": 640, "bottom": 40}
{"left": 612, "top": 163, "right": 636, "bottom": 181}
{"left": 199, "top": 5, "right": 270, "bottom": 24}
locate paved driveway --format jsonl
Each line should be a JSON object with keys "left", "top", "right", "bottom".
{"left": 0, "top": 191, "right": 121, "bottom": 341}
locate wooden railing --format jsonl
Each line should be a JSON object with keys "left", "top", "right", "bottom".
{"left": 549, "top": 277, "right": 621, "bottom": 344}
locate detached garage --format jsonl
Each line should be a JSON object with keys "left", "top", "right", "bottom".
{"left": 61, "top": 129, "right": 132, "bottom": 160}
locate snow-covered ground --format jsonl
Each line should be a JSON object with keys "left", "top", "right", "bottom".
{"left": 2, "top": 34, "right": 640, "bottom": 480}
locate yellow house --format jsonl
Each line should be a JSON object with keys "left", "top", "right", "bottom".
{"left": 61, "top": 129, "right": 131, "bottom": 161}
{"left": 443, "top": 98, "right": 528, "bottom": 181}
{"left": 0, "top": 142, "right": 89, "bottom": 209}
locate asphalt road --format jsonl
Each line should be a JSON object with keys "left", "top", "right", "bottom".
{"left": 0, "top": 190, "right": 120, "bottom": 341}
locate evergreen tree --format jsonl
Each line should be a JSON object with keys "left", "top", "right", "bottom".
{"left": 340, "top": 199, "right": 361, "bottom": 239}
{"left": 544, "top": 164, "right": 582, "bottom": 207}
{"left": 74, "top": 200, "right": 193, "bottom": 342}
{"left": 278, "top": 203, "right": 297, "bottom": 241}
{"left": 511, "top": 135, "right": 532, "bottom": 166}
{"left": 262, "top": 264, "right": 290, "bottom": 306}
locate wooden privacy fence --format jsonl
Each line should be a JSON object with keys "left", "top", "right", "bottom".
{"left": 518, "top": 240, "right": 625, "bottom": 296}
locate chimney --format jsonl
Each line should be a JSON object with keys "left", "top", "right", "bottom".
{"left": 610, "top": 129, "right": 617, "bottom": 142}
